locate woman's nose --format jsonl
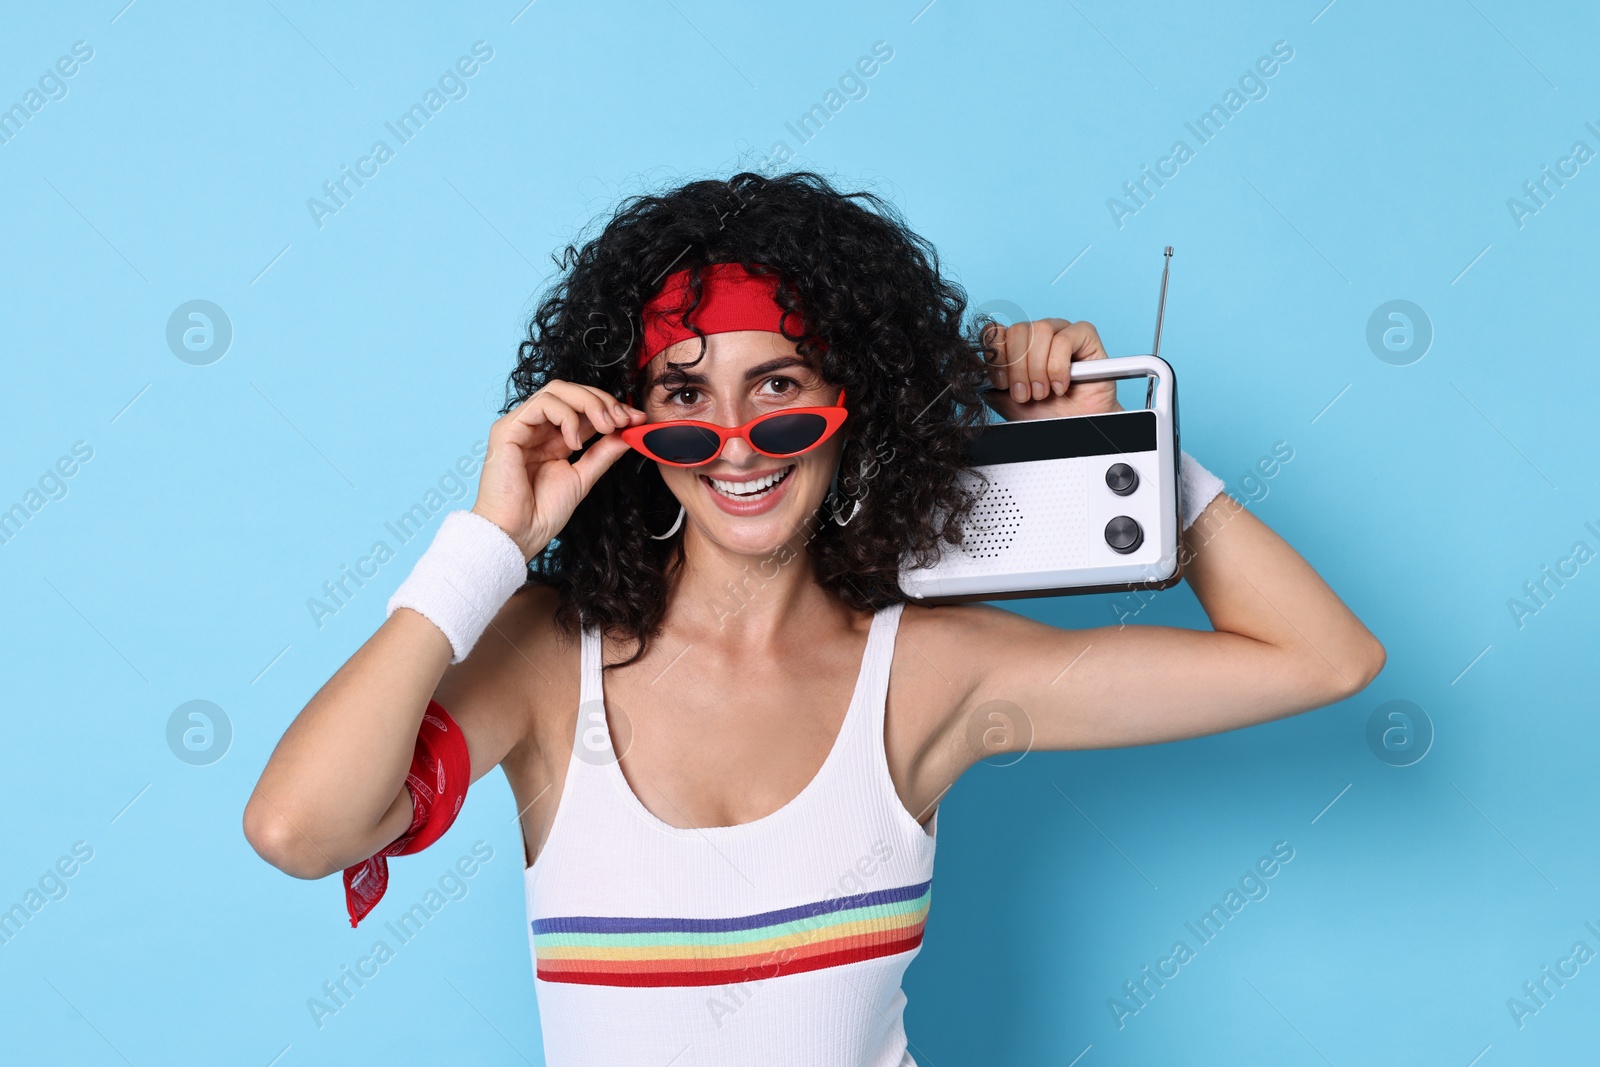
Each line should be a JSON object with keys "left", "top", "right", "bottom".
{"left": 717, "top": 434, "right": 759, "bottom": 466}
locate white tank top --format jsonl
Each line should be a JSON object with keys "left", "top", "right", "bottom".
{"left": 523, "top": 601, "right": 937, "bottom": 1066}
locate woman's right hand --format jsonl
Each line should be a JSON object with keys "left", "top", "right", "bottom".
{"left": 472, "top": 380, "right": 647, "bottom": 561}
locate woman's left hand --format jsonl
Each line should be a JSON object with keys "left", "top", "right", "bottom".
{"left": 981, "top": 318, "right": 1123, "bottom": 421}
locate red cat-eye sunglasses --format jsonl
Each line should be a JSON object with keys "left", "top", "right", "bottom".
{"left": 620, "top": 390, "right": 848, "bottom": 468}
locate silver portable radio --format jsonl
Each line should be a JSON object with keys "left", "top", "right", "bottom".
{"left": 898, "top": 247, "right": 1184, "bottom": 604}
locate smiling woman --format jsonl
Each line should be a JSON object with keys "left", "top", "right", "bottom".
{"left": 507, "top": 174, "right": 994, "bottom": 664}
{"left": 244, "top": 170, "right": 1384, "bottom": 1067}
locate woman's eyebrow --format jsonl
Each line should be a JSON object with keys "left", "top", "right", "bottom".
{"left": 743, "top": 357, "right": 814, "bottom": 379}
{"left": 650, "top": 356, "right": 816, "bottom": 391}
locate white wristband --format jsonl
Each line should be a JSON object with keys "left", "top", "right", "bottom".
{"left": 386, "top": 510, "right": 527, "bottom": 664}
{"left": 1179, "top": 450, "right": 1226, "bottom": 532}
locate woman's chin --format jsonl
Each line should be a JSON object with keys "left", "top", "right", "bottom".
{"left": 684, "top": 475, "right": 825, "bottom": 557}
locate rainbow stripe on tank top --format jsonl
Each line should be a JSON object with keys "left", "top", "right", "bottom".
{"left": 532, "top": 879, "right": 932, "bottom": 987}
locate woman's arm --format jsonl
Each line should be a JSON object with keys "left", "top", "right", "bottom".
{"left": 242, "top": 380, "right": 645, "bottom": 879}
{"left": 907, "top": 318, "right": 1385, "bottom": 785}
{"left": 943, "top": 490, "right": 1383, "bottom": 753}
{"left": 241, "top": 600, "right": 538, "bottom": 880}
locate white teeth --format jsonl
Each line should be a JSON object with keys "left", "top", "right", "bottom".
{"left": 707, "top": 467, "right": 793, "bottom": 499}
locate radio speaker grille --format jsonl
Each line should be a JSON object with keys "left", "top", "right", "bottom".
{"left": 959, "top": 484, "right": 1023, "bottom": 558}
{"left": 933, "top": 461, "right": 1090, "bottom": 578}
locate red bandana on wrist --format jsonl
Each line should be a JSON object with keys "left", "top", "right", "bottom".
{"left": 342, "top": 700, "right": 471, "bottom": 928}
{"left": 638, "top": 262, "right": 817, "bottom": 371}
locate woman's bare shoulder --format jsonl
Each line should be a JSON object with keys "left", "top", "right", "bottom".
{"left": 886, "top": 602, "right": 997, "bottom": 728}
{"left": 889, "top": 601, "right": 1054, "bottom": 723}
{"left": 431, "top": 582, "right": 581, "bottom": 770}
{"left": 896, "top": 600, "right": 1036, "bottom": 669}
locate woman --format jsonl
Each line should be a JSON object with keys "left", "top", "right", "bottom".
{"left": 244, "top": 171, "right": 1384, "bottom": 1065}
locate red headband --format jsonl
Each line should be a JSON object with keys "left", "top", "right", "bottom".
{"left": 638, "top": 262, "right": 814, "bottom": 371}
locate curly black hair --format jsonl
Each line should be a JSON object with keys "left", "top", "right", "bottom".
{"left": 504, "top": 170, "right": 994, "bottom": 667}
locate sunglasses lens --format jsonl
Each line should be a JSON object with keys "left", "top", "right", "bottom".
{"left": 641, "top": 425, "right": 723, "bottom": 465}
{"left": 748, "top": 412, "right": 829, "bottom": 456}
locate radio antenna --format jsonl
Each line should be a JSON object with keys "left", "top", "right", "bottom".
{"left": 1151, "top": 245, "right": 1173, "bottom": 359}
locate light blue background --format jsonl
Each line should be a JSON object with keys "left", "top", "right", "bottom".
{"left": 3, "top": 0, "right": 1597, "bottom": 1063}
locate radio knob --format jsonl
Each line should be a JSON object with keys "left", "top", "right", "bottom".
{"left": 1105, "top": 463, "right": 1139, "bottom": 496}
{"left": 1105, "top": 516, "right": 1143, "bottom": 554}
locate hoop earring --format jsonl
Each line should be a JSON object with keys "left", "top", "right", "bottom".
{"left": 649, "top": 504, "right": 685, "bottom": 540}
{"left": 826, "top": 461, "right": 862, "bottom": 527}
